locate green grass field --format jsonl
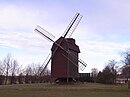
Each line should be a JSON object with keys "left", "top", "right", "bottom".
{"left": 0, "top": 83, "right": 130, "bottom": 97}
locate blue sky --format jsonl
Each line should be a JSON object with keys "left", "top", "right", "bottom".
{"left": 0, "top": 0, "right": 130, "bottom": 72}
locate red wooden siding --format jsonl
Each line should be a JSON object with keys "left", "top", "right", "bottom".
{"left": 51, "top": 37, "right": 80, "bottom": 80}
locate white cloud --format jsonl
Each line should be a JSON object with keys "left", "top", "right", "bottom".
{"left": 0, "top": 31, "right": 52, "bottom": 52}
{"left": 1, "top": 0, "right": 130, "bottom": 72}
{"left": 84, "top": 0, "right": 130, "bottom": 35}
{"left": 0, "top": 3, "right": 55, "bottom": 53}
{"left": 0, "top": 5, "right": 33, "bottom": 30}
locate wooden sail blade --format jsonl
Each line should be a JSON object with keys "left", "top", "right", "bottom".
{"left": 62, "top": 13, "right": 83, "bottom": 38}
{"left": 35, "top": 25, "right": 55, "bottom": 42}
{"left": 39, "top": 53, "right": 51, "bottom": 76}
{"left": 66, "top": 50, "right": 87, "bottom": 71}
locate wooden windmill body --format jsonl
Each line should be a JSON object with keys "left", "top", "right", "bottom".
{"left": 51, "top": 37, "right": 80, "bottom": 81}
{"left": 35, "top": 13, "right": 87, "bottom": 83}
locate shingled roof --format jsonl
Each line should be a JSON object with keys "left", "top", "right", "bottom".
{"left": 51, "top": 37, "right": 80, "bottom": 53}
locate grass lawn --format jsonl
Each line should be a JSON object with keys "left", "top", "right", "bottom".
{"left": 0, "top": 83, "right": 130, "bottom": 97}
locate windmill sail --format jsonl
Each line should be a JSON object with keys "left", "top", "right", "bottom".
{"left": 62, "top": 13, "right": 83, "bottom": 38}
{"left": 35, "top": 25, "right": 55, "bottom": 42}
{"left": 35, "top": 26, "right": 55, "bottom": 75}
{"left": 39, "top": 53, "right": 51, "bottom": 76}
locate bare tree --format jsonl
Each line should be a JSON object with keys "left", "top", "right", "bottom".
{"left": 10, "top": 60, "right": 19, "bottom": 84}
{"left": 24, "top": 63, "right": 51, "bottom": 83}
{"left": 25, "top": 63, "right": 44, "bottom": 83}
{"left": 18, "top": 73, "right": 24, "bottom": 84}
{"left": 17, "top": 65, "right": 24, "bottom": 84}
{"left": 3, "top": 53, "right": 12, "bottom": 84}
{"left": 0, "top": 60, "right": 4, "bottom": 75}
{"left": 121, "top": 51, "right": 130, "bottom": 82}
{"left": 24, "top": 65, "right": 32, "bottom": 84}
{"left": 0, "top": 60, "right": 5, "bottom": 85}
{"left": 91, "top": 68, "right": 98, "bottom": 82}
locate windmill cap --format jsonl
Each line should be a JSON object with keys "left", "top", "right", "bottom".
{"left": 66, "top": 38, "right": 75, "bottom": 44}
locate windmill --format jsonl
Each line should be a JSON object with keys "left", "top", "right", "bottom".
{"left": 35, "top": 13, "right": 87, "bottom": 83}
